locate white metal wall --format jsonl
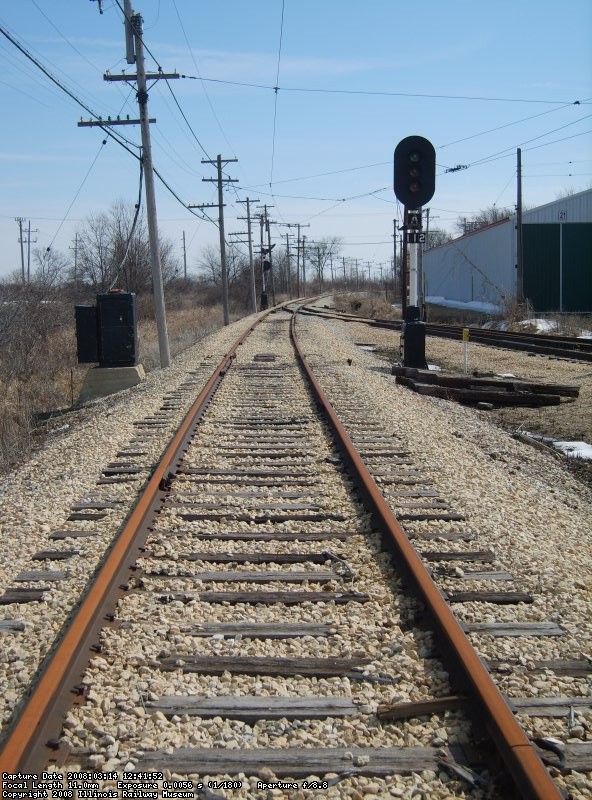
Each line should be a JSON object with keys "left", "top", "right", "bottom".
{"left": 423, "top": 189, "right": 592, "bottom": 309}
{"left": 523, "top": 188, "right": 592, "bottom": 224}
{"left": 424, "top": 218, "right": 515, "bottom": 308}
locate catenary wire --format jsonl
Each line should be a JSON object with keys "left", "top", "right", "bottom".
{"left": 269, "top": 0, "right": 286, "bottom": 188}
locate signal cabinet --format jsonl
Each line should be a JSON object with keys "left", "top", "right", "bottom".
{"left": 97, "top": 292, "right": 138, "bottom": 367}
{"left": 75, "top": 292, "right": 138, "bottom": 367}
{"left": 75, "top": 305, "right": 99, "bottom": 364}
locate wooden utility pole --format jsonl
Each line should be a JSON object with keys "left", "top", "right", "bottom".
{"left": 182, "top": 231, "right": 187, "bottom": 280}
{"left": 301, "top": 236, "right": 307, "bottom": 295}
{"left": 202, "top": 155, "right": 238, "bottom": 325}
{"left": 278, "top": 222, "right": 304, "bottom": 298}
{"left": 284, "top": 233, "right": 292, "bottom": 296}
{"left": 15, "top": 218, "right": 25, "bottom": 284}
{"left": 96, "top": 0, "right": 178, "bottom": 368}
{"left": 132, "top": 11, "right": 170, "bottom": 364}
{"left": 516, "top": 147, "right": 524, "bottom": 304}
{"left": 70, "top": 233, "right": 79, "bottom": 287}
{"left": 237, "top": 197, "right": 258, "bottom": 314}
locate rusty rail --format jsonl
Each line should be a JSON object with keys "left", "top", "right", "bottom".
{"left": 0, "top": 316, "right": 262, "bottom": 776}
{"left": 289, "top": 310, "right": 562, "bottom": 800}
{"left": 0, "top": 304, "right": 564, "bottom": 798}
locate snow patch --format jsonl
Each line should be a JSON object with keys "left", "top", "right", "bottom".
{"left": 523, "top": 432, "right": 592, "bottom": 461}
{"left": 518, "top": 318, "right": 559, "bottom": 333}
{"left": 425, "top": 296, "right": 502, "bottom": 314}
{"left": 553, "top": 441, "right": 592, "bottom": 460}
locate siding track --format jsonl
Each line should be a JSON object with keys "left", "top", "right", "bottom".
{"left": 0, "top": 304, "right": 585, "bottom": 798}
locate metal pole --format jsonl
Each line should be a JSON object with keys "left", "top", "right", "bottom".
{"left": 132, "top": 12, "right": 170, "bottom": 367}
{"left": 401, "top": 228, "right": 408, "bottom": 318}
{"left": 516, "top": 147, "right": 524, "bottom": 304}
{"left": 393, "top": 219, "right": 397, "bottom": 301}
{"left": 409, "top": 243, "right": 419, "bottom": 307}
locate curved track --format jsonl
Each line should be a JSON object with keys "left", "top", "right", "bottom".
{"left": 0, "top": 304, "right": 571, "bottom": 798}
{"left": 302, "top": 305, "right": 592, "bottom": 362}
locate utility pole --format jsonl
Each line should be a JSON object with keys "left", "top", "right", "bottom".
{"left": 256, "top": 205, "right": 276, "bottom": 307}
{"left": 182, "top": 231, "right": 187, "bottom": 280}
{"left": 202, "top": 155, "right": 238, "bottom": 325}
{"left": 237, "top": 197, "right": 258, "bottom": 314}
{"left": 132, "top": 11, "right": 170, "bottom": 364}
{"left": 26, "top": 221, "right": 37, "bottom": 283}
{"left": 301, "top": 236, "right": 307, "bottom": 295}
{"left": 265, "top": 207, "right": 276, "bottom": 306}
{"left": 278, "top": 222, "right": 304, "bottom": 298}
{"left": 70, "top": 233, "right": 79, "bottom": 287}
{"left": 284, "top": 233, "right": 292, "bottom": 297}
{"left": 516, "top": 147, "right": 524, "bottom": 304}
{"left": 15, "top": 218, "right": 26, "bottom": 284}
{"left": 95, "top": 0, "right": 178, "bottom": 368}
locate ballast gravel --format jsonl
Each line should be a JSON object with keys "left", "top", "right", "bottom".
{"left": 1, "top": 301, "right": 591, "bottom": 799}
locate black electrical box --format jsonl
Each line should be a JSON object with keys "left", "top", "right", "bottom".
{"left": 75, "top": 292, "right": 138, "bottom": 367}
{"left": 401, "top": 306, "right": 427, "bottom": 368}
{"left": 97, "top": 292, "right": 138, "bottom": 367}
{"left": 75, "top": 305, "right": 99, "bottom": 364}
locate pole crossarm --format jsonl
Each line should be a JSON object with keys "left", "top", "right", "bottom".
{"left": 188, "top": 203, "right": 222, "bottom": 209}
{"left": 201, "top": 155, "right": 238, "bottom": 325}
{"left": 237, "top": 198, "right": 258, "bottom": 314}
{"left": 104, "top": 72, "right": 179, "bottom": 81}
{"left": 78, "top": 118, "right": 151, "bottom": 126}
{"left": 201, "top": 158, "right": 238, "bottom": 166}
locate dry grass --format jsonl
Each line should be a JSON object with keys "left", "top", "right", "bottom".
{"left": 0, "top": 297, "right": 228, "bottom": 475}
{"left": 333, "top": 291, "right": 400, "bottom": 321}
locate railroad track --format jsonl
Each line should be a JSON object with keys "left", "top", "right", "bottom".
{"left": 0, "top": 304, "right": 588, "bottom": 799}
{"left": 301, "top": 305, "right": 592, "bottom": 363}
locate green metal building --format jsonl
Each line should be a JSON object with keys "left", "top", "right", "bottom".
{"left": 424, "top": 188, "right": 592, "bottom": 313}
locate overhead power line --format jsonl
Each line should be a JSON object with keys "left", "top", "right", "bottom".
{"left": 180, "top": 73, "right": 589, "bottom": 106}
{"left": 0, "top": 22, "right": 140, "bottom": 154}
{"left": 269, "top": 0, "right": 286, "bottom": 187}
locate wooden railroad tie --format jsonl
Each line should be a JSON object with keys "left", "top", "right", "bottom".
{"left": 155, "top": 655, "right": 390, "bottom": 685}
{"left": 393, "top": 366, "right": 579, "bottom": 407}
{"left": 132, "top": 745, "right": 466, "bottom": 777}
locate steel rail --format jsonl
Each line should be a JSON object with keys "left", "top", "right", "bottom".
{"left": 289, "top": 309, "right": 562, "bottom": 800}
{"left": 0, "top": 314, "right": 264, "bottom": 776}
{"left": 300, "top": 305, "right": 592, "bottom": 362}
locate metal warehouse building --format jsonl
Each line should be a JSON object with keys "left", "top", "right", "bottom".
{"left": 424, "top": 188, "right": 592, "bottom": 313}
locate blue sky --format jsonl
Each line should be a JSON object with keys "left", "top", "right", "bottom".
{"left": 0, "top": 0, "right": 591, "bottom": 280}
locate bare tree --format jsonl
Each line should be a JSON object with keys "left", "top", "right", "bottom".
{"left": 455, "top": 206, "right": 513, "bottom": 236}
{"left": 31, "top": 247, "right": 69, "bottom": 292}
{"left": 75, "top": 200, "right": 179, "bottom": 294}
{"left": 308, "top": 237, "right": 342, "bottom": 291}
{"left": 425, "top": 229, "right": 453, "bottom": 249}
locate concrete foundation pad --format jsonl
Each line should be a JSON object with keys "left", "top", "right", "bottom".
{"left": 78, "top": 364, "right": 146, "bottom": 405}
